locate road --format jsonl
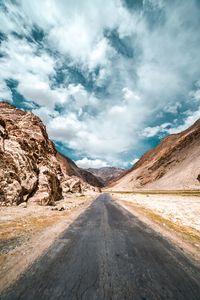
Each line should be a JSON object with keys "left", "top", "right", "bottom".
{"left": 2, "top": 193, "right": 200, "bottom": 300}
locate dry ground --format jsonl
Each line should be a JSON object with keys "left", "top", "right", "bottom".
{"left": 114, "top": 192, "right": 200, "bottom": 262}
{"left": 0, "top": 193, "right": 96, "bottom": 292}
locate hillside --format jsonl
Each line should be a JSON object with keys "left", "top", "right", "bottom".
{"left": 109, "top": 119, "right": 200, "bottom": 190}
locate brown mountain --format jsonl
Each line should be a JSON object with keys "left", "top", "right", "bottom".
{"left": 56, "top": 152, "right": 104, "bottom": 188}
{"left": 109, "top": 119, "right": 200, "bottom": 191}
{"left": 0, "top": 102, "right": 102, "bottom": 206}
{"left": 87, "top": 167, "right": 125, "bottom": 184}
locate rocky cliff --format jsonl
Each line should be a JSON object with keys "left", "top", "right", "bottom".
{"left": 56, "top": 152, "right": 104, "bottom": 190}
{"left": 109, "top": 119, "right": 200, "bottom": 191}
{"left": 0, "top": 102, "right": 101, "bottom": 206}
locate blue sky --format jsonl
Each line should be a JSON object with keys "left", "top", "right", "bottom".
{"left": 0, "top": 0, "right": 200, "bottom": 168}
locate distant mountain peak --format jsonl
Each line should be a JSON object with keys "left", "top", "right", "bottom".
{"left": 87, "top": 167, "right": 125, "bottom": 185}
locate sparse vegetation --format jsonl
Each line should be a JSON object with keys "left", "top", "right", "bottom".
{"left": 111, "top": 190, "right": 200, "bottom": 197}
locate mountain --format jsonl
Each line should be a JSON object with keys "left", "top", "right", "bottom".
{"left": 87, "top": 167, "right": 125, "bottom": 184}
{"left": 109, "top": 119, "right": 200, "bottom": 191}
{"left": 56, "top": 152, "right": 104, "bottom": 188}
{"left": 0, "top": 102, "right": 102, "bottom": 206}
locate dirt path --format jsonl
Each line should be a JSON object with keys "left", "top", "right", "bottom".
{"left": 2, "top": 193, "right": 200, "bottom": 300}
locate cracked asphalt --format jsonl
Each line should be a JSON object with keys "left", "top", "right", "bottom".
{"left": 2, "top": 193, "right": 200, "bottom": 300}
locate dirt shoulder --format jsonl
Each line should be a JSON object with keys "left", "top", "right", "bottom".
{"left": 114, "top": 193, "right": 200, "bottom": 263}
{"left": 0, "top": 194, "right": 97, "bottom": 293}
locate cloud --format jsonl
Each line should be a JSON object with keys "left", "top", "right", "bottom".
{"left": 163, "top": 102, "right": 181, "bottom": 114}
{"left": 88, "top": 38, "right": 115, "bottom": 71}
{"left": 0, "top": 35, "right": 60, "bottom": 108}
{"left": 47, "top": 113, "right": 84, "bottom": 141}
{"left": 131, "top": 158, "right": 139, "bottom": 165}
{"left": 0, "top": 79, "right": 12, "bottom": 102}
{"left": 168, "top": 108, "right": 200, "bottom": 134}
{"left": 142, "top": 123, "right": 171, "bottom": 137}
{"left": 75, "top": 157, "right": 109, "bottom": 169}
{"left": 190, "top": 81, "right": 200, "bottom": 102}
{"left": 18, "top": 78, "right": 69, "bottom": 109}
{"left": 0, "top": 0, "right": 200, "bottom": 167}
{"left": 122, "top": 87, "right": 141, "bottom": 103}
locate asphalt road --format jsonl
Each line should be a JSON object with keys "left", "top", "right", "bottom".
{"left": 2, "top": 193, "right": 200, "bottom": 300}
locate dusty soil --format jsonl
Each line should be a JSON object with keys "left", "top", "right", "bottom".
{"left": 0, "top": 193, "right": 96, "bottom": 292}
{"left": 114, "top": 193, "right": 200, "bottom": 262}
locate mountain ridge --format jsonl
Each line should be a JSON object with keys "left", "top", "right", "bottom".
{"left": 87, "top": 167, "right": 125, "bottom": 185}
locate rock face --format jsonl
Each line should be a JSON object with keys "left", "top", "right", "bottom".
{"left": 110, "top": 119, "right": 200, "bottom": 191}
{"left": 0, "top": 103, "right": 101, "bottom": 206}
{"left": 56, "top": 152, "right": 104, "bottom": 189}
{"left": 87, "top": 167, "right": 125, "bottom": 185}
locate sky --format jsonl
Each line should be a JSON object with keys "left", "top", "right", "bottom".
{"left": 0, "top": 0, "right": 200, "bottom": 169}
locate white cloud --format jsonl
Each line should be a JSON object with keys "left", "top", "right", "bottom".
{"left": 48, "top": 18, "right": 94, "bottom": 61}
{"left": 18, "top": 78, "right": 68, "bottom": 109}
{"left": 43, "top": 0, "right": 131, "bottom": 68}
{"left": 142, "top": 126, "right": 161, "bottom": 138}
{"left": 0, "top": 36, "right": 54, "bottom": 78}
{"left": 48, "top": 113, "right": 84, "bottom": 141}
{"left": 168, "top": 109, "right": 200, "bottom": 134}
{"left": 131, "top": 158, "right": 139, "bottom": 165}
{"left": 67, "top": 84, "right": 90, "bottom": 109}
{"left": 122, "top": 87, "right": 141, "bottom": 103}
{"left": 88, "top": 38, "right": 115, "bottom": 70}
{"left": 32, "top": 106, "right": 59, "bottom": 124}
{"left": 142, "top": 123, "right": 171, "bottom": 137}
{"left": 0, "top": 79, "right": 12, "bottom": 102}
{"left": 75, "top": 157, "right": 109, "bottom": 169}
{"left": 0, "top": 35, "right": 61, "bottom": 109}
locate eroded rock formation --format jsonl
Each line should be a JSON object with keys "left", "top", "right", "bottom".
{"left": 0, "top": 102, "right": 100, "bottom": 206}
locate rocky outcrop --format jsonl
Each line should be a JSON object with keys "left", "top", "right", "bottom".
{"left": 109, "top": 119, "right": 200, "bottom": 191}
{"left": 0, "top": 102, "right": 100, "bottom": 206}
{"left": 56, "top": 152, "right": 103, "bottom": 188}
{"left": 57, "top": 154, "right": 102, "bottom": 196}
{"left": 0, "top": 102, "right": 63, "bottom": 205}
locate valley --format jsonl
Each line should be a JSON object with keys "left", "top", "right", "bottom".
{"left": 0, "top": 103, "right": 200, "bottom": 299}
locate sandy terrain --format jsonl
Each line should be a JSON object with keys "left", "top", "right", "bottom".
{"left": 0, "top": 193, "right": 97, "bottom": 292}
{"left": 114, "top": 193, "right": 200, "bottom": 262}
{"left": 115, "top": 193, "right": 200, "bottom": 230}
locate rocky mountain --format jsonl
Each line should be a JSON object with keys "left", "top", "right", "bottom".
{"left": 56, "top": 152, "right": 104, "bottom": 188}
{"left": 109, "top": 119, "right": 200, "bottom": 191}
{"left": 87, "top": 167, "right": 125, "bottom": 184}
{"left": 0, "top": 102, "right": 102, "bottom": 206}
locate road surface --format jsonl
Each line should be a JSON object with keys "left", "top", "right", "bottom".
{"left": 2, "top": 193, "right": 200, "bottom": 300}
